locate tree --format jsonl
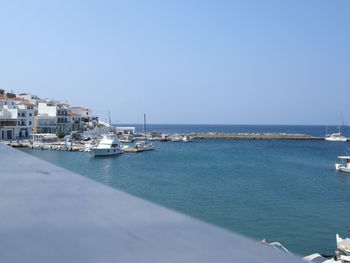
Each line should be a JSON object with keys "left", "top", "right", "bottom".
{"left": 56, "top": 131, "right": 66, "bottom": 139}
{"left": 71, "top": 132, "right": 80, "bottom": 140}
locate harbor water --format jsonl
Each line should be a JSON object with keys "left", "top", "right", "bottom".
{"left": 20, "top": 125, "right": 350, "bottom": 256}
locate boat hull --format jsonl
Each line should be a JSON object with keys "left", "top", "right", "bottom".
{"left": 335, "top": 163, "right": 350, "bottom": 172}
{"left": 326, "top": 138, "right": 347, "bottom": 142}
{"left": 91, "top": 148, "right": 123, "bottom": 156}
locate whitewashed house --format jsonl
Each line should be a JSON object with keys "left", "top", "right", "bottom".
{"left": 37, "top": 102, "right": 71, "bottom": 133}
{"left": 71, "top": 107, "right": 97, "bottom": 129}
{"left": 0, "top": 96, "right": 18, "bottom": 140}
{"left": 16, "top": 102, "right": 35, "bottom": 138}
{"left": 68, "top": 112, "right": 84, "bottom": 132}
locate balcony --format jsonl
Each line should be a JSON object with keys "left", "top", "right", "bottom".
{"left": 0, "top": 110, "right": 15, "bottom": 120}
{"left": 38, "top": 123, "right": 57, "bottom": 127}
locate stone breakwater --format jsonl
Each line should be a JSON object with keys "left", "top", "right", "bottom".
{"left": 187, "top": 132, "right": 324, "bottom": 140}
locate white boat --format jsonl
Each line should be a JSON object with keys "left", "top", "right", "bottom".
{"left": 325, "top": 112, "right": 347, "bottom": 142}
{"left": 326, "top": 133, "right": 347, "bottom": 142}
{"left": 91, "top": 134, "right": 123, "bottom": 156}
{"left": 335, "top": 156, "right": 350, "bottom": 172}
{"left": 121, "top": 144, "right": 143, "bottom": 153}
{"left": 260, "top": 238, "right": 338, "bottom": 263}
{"left": 182, "top": 136, "right": 192, "bottom": 142}
{"left": 119, "top": 135, "right": 135, "bottom": 143}
{"left": 135, "top": 141, "right": 154, "bottom": 151}
{"left": 171, "top": 136, "right": 182, "bottom": 142}
{"left": 140, "top": 114, "right": 154, "bottom": 151}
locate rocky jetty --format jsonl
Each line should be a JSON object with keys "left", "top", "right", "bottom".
{"left": 188, "top": 132, "right": 323, "bottom": 140}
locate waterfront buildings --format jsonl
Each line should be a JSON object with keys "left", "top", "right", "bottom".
{"left": 0, "top": 89, "right": 98, "bottom": 140}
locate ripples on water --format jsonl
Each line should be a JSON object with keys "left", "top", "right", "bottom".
{"left": 20, "top": 125, "right": 350, "bottom": 256}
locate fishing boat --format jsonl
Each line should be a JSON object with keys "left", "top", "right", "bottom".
{"left": 335, "top": 156, "right": 350, "bottom": 172}
{"left": 91, "top": 134, "right": 123, "bottom": 156}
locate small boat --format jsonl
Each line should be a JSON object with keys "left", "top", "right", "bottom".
{"left": 84, "top": 141, "right": 97, "bottom": 152}
{"left": 260, "top": 238, "right": 339, "bottom": 263}
{"left": 171, "top": 136, "right": 182, "bottom": 142}
{"left": 135, "top": 141, "right": 154, "bottom": 151}
{"left": 119, "top": 135, "right": 135, "bottom": 143}
{"left": 326, "top": 133, "right": 347, "bottom": 142}
{"left": 121, "top": 144, "right": 144, "bottom": 153}
{"left": 182, "top": 136, "right": 192, "bottom": 142}
{"left": 325, "top": 112, "right": 348, "bottom": 142}
{"left": 140, "top": 113, "right": 154, "bottom": 151}
{"left": 121, "top": 141, "right": 154, "bottom": 152}
{"left": 91, "top": 134, "right": 123, "bottom": 156}
{"left": 335, "top": 156, "right": 350, "bottom": 172}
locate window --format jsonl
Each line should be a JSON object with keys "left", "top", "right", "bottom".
{"left": 29, "top": 121, "right": 32, "bottom": 125}
{"left": 29, "top": 113, "right": 32, "bottom": 117}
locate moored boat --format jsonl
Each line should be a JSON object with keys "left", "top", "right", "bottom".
{"left": 182, "top": 136, "right": 192, "bottom": 142}
{"left": 326, "top": 133, "right": 347, "bottom": 142}
{"left": 135, "top": 141, "right": 154, "bottom": 151}
{"left": 335, "top": 156, "right": 350, "bottom": 172}
{"left": 91, "top": 134, "right": 123, "bottom": 156}
{"left": 119, "top": 135, "right": 135, "bottom": 143}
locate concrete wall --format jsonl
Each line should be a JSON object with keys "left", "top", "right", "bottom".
{"left": 0, "top": 144, "right": 303, "bottom": 263}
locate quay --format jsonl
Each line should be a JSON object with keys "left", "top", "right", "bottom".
{"left": 4, "top": 132, "right": 329, "bottom": 152}
{"left": 140, "top": 132, "right": 326, "bottom": 141}
{"left": 187, "top": 132, "right": 325, "bottom": 141}
{"left": 0, "top": 144, "right": 302, "bottom": 263}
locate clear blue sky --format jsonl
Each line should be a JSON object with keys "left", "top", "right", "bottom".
{"left": 0, "top": 0, "right": 349, "bottom": 124}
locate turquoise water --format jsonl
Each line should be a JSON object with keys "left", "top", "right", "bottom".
{"left": 20, "top": 129, "right": 350, "bottom": 256}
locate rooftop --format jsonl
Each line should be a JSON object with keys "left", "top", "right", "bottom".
{"left": 0, "top": 96, "right": 29, "bottom": 101}
{"left": 68, "top": 112, "right": 80, "bottom": 116}
{"left": 17, "top": 102, "right": 35, "bottom": 106}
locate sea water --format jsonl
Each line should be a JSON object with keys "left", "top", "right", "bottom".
{"left": 20, "top": 125, "right": 350, "bottom": 256}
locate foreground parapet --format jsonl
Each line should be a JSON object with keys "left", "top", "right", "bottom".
{"left": 0, "top": 144, "right": 302, "bottom": 263}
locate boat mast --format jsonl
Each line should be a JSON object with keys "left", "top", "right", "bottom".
{"left": 108, "top": 111, "right": 112, "bottom": 133}
{"left": 144, "top": 113, "right": 147, "bottom": 142}
{"left": 340, "top": 109, "right": 345, "bottom": 134}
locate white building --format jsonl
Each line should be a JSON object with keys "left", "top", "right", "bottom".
{"left": 34, "top": 115, "right": 58, "bottom": 134}
{"left": 71, "top": 107, "right": 97, "bottom": 129}
{"left": 0, "top": 96, "right": 19, "bottom": 140}
{"left": 68, "top": 112, "right": 84, "bottom": 132}
{"left": 37, "top": 102, "right": 71, "bottom": 133}
{"left": 16, "top": 102, "right": 35, "bottom": 138}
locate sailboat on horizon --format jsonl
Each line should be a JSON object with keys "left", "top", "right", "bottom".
{"left": 325, "top": 111, "right": 348, "bottom": 142}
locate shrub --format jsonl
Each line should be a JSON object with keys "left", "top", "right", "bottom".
{"left": 56, "top": 131, "right": 66, "bottom": 139}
